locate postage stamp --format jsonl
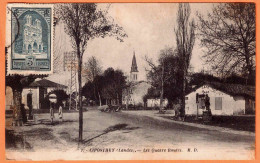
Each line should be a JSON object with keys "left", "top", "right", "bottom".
{"left": 6, "top": 4, "right": 53, "bottom": 75}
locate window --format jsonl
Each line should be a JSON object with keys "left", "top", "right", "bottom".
{"left": 215, "top": 97, "right": 222, "bottom": 110}
{"left": 185, "top": 97, "right": 188, "bottom": 100}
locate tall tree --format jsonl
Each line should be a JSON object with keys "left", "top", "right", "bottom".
{"left": 102, "top": 68, "right": 127, "bottom": 105}
{"left": 83, "top": 56, "right": 102, "bottom": 82}
{"left": 57, "top": 3, "right": 127, "bottom": 142}
{"left": 83, "top": 56, "right": 102, "bottom": 102}
{"left": 197, "top": 3, "right": 255, "bottom": 79}
{"left": 175, "top": 3, "right": 195, "bottom": 119}
{"left": 145, "top": 47, "right": 182, "bottom": 110}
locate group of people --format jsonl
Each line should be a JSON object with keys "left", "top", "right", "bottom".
{"left": 50, "top": 101, "right": 66, "bottom": 124}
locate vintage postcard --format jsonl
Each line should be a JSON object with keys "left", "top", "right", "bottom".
{"left": 4, "top": 2, "right": 256, "bottom": 160}
{"left": 6, "top": 3, "right": 53, "bottom": 75}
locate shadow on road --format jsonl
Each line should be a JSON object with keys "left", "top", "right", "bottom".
{"left": 5, "top": 129, "right": 33, "bottom": 151}
{"left": 24, "top": 119, "right": 77, "bottom": 126}
{"left": 82, "top": 123, "right": 140, "bottom": 145}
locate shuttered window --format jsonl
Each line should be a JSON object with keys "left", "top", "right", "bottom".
{"left": 215, "top": 97, "right": 222, "bottom": 110}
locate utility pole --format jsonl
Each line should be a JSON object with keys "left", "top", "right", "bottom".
{"left": 64, "top": 51, "right": 78, "bottom": 111}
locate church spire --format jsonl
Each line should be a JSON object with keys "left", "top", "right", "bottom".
{"left": 131, "top": 51, "right": 138, "bottom": 72}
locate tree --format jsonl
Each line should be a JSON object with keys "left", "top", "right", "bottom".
{"left": 51, "top": 89, "right": 69, "bottom": 108}
{"left": 83, "top": 56, "right": 102, "bottom": 82}
{"left": 142, "top": 87, "right": 160, "bottom": 106}
{"left": 197, "top": 3, "right": 255, "bottom": 79}
{"left": 145, "top": 47, "right": 182, "bottom": 110}
{"left": 175, "top": 3, "right": 195, "bottom": 119}
{"left": 6, "top": 74, "right": 46, "bottom": 125}
{"left": 83, "top": 56, "right": 102, "bottom": 102}
{"left": 102, "top": 68, "right": 127, "bottom": 105}
{"left": 57, "top": 3, "right": 127, "bottom": 142}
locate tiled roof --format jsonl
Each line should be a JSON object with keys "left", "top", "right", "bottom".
{"left": 187, "top": 82, "right": 255, "bottom": 99}
{"left": 208, "top": 82, "right": 255, "bottom": 99}
{"left": 29, "top": 79, "right": 67, "bottom": 88}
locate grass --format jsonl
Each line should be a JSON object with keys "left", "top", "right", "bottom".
{"left": 161, "top": 115, "right": 255, "bottom": 132}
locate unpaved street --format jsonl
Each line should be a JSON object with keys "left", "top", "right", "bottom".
{"left": 6, "top": 109, "right": 255, "bottom": 160}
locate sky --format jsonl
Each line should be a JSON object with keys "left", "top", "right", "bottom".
{"left": 49, "top": 3, "right": 214, "bottom": 84}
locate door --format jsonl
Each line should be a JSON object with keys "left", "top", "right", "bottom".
{"left": 27, "top": 93, "right": 33, "bottom": 119}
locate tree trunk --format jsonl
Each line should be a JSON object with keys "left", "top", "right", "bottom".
{"left": 126, "top": 92, "right": 129, "bottom": 110}
{"left": 12, "top": 87, "right": 23, "bottom": 126}
{"left": 98, "top": 91, "right": 102, "bottom": 106}
{"left": 180, "top": 73, "right": 186, "bottom": 120}
{"left": 116, "top": 93, "right": 119, "bottom": 105}
{"left": 77, "top": 48, "right": 83, "bottom": 142}
{"left": 159, "top": 64, "right": 164, "bottom": 112}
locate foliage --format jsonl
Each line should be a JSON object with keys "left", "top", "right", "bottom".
{"left": 6, "top": 74, "right": 46, "bottom": 123}
{"left": 83, "top": 56, "right": 102, "bottom": 82}
{"left": 197, "top": 3, "right": 255, "bottom": 78}
{"left": 102, "top": 68, "right": 127, "bottom": 103}
{"left": 145, "top": 47, "right": 183, "bottom": 105}
{"left": 142, "top": 87, "right": 160, "bottom": 103}
{"left": 82, "top": 81, "right": 95, "bottom": 100}
{"left": 82, "top": 68, "right": 127, "bottom": 105}
{"left": 51, "top": 89, "right": 69, "bottom": 107}
{"left": 57, "top": 3, "right": 127, "bottom": 141}
{"left": 189, "top": 72, "right": 222, "bottom": 86}
{"left": 175, "top": 3, "right": 195, "bottom": 117}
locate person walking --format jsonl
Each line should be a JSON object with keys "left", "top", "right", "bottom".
{"left": 50, "top": 103, "right": 55, "bottom": 124}
{"left": 58, "top": 101, "right": 65, "bottom": 122}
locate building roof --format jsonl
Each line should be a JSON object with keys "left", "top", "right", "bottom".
{"left": 29, "top": 79, "right": 67, "bottom": 88}
{"left": 131, "top": 52, "right": 138, "bottom": 72}
{"left": 187, "top": 82, "right": 255, "bottom": 99}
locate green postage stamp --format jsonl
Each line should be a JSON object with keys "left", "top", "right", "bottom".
{"left": 6, "top": 4, "right": 53, "bottom": 75}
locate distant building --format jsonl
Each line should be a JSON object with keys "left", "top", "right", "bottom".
{"left": 22, "top": 15, "right": 44, "bottom": 54}
{"left": 122, "top": 52, "right": 152, "bottom": 107}
{"left": 147, "top": 98, "right": 168, "bottom": 108}
{"left": 185, "top": 82, "right": 255, "bottom": 116}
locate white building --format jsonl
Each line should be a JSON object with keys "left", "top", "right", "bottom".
{"left": 147, "top": 98, "right": 168, "bottom": 108}
{"left": 22, "top": 79, "right": 67, "bottom": 109}
{"left": 185, "top": 82, "right": 255, "bottom": 116}
{"left": 122, "top": 52, "right": 152, "bottom": 106}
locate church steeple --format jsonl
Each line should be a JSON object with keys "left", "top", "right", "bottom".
{"left": 131, "top": 52, "right": 138, "bottom": 72}
{"left": 130, "top": 51, "right": 138, "bottom": 81}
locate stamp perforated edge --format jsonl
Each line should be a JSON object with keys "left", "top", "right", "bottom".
{"left": 6, "top": 3, "right": 54, "bottom": 75}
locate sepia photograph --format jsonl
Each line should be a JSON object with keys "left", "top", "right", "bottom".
{"left": 4, "top": 2, "right": 256, "bottom": 160}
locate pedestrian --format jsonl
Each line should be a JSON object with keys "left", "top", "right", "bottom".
{"left": 50, "top": 103, "right": 55, "bottom": 124}
{"left": 205, "top": 94, "right": 212, "bottom": 117}
{"left": 58, "top": 101, "right": 65, "bottom": 122}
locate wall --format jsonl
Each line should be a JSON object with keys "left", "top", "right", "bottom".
{"left": 5, "top": 86, "right": 13, "bottom": 110}
{"left": 185, "top": 85, "right": 245, "bottom": 116}
{"left": 22, "top": 87, "right": 39, "bottom": 109}
{"left": 245, "top": 98, "right": 255, "bottom": 114}
{"left": 122, "top": 81, "right": 151, "bottom": 106}
{"left": 147, "top": 98, "right": 168, "bottom": 107}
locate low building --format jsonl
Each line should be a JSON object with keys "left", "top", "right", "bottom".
{"left": 22, "top": 79, "right": 67, "bottom": 109}
{"left": 147, "top": 98, "right": 168, "bottom": 108}
{"left": 185, "top": 82, "right": 255, "bottom": 116}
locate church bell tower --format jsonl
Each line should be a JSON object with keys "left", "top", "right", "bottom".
{"left": 130, "top": 51, "right": 138, "bottom": 82}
